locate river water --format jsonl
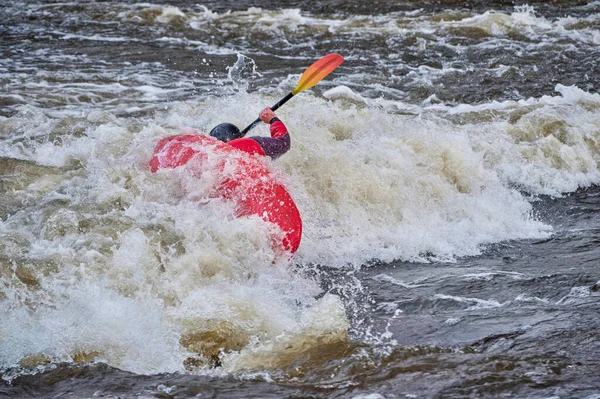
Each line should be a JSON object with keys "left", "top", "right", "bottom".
{"left": 1, "top": 1, "right": 599, "bottom": 398}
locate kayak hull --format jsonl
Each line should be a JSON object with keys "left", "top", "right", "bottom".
{"left": 150, "top": 134, "right": 302, "bottom": 255}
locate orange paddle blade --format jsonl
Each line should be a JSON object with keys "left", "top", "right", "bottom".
{"left": 292, "top": 53, "right": 344, "bottom": 95}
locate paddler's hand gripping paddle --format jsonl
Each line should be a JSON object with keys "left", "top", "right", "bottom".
{"left": 238, "top": 53, "right": 344, "bottom": 136}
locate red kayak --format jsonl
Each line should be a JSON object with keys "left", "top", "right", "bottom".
{"left": 149, "top": 134, "right": 302, "bottom": 255}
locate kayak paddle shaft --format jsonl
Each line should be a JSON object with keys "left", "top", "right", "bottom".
{"left": 240, "top": 92, "right": 294, "bottom": 135}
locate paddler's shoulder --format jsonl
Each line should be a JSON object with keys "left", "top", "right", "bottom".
{"left": 226, "top": 137, "right": 266, "bottom": 157}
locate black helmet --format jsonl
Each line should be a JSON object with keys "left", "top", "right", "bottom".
{"left": 209, "top": 123, "right": 242, "bottom": 142}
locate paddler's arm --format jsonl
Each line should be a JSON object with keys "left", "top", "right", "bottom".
{"left": 249, "top": 107, "right": 291, "bottom": 159}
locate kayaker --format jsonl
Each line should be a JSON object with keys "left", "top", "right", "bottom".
{"left": 148, "top": 108, "right": 302, "bottom": 255}
{"left": 208, "top": 107, "right": 290, "bottom": 160}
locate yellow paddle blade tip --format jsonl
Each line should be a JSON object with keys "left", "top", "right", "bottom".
{"left": 294, "top": 53, "right": 344, "bottom": 95}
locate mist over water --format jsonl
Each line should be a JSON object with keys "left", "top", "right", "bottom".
{"left": 1, "top": 1, "right": 600, "bottom": 398}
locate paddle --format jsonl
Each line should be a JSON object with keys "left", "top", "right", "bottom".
{"left": 239, "top": 53, "right": 344, "bottom": 136}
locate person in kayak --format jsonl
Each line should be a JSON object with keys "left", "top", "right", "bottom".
{"left": 209, "top": 107, "right": 290, "bottom": 159}
{"left": 148, "top": 106, "right": 301, "bottom": 255}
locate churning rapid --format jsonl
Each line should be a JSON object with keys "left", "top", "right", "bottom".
{"left": 1, "top": 1, "right": 600, "bottom": 398}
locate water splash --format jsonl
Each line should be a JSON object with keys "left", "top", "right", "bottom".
{"left": 227, "top": 53, "right": 264, "bottom": 93}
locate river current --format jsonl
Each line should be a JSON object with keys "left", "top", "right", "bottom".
{"left": 1, "top": 1, "right": 599, "bottom": 398}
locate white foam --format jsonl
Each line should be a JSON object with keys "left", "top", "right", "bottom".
{"left": 155, "top": 6, "right": 185, "bottom": 23}
{"left": 442, "top": 5, "right": 600, "bottom": 45}
{"left": 435, "top": 294, "right": 505, "bottom": 310}
{"left": 0, "top": 107, "right": 338, "bottom": 374}
{"left": 2, "top": 80, "right": 600, "bottom": 374}
{"left": 352, "top": 394, "right": 386, "bottom": 399}
{"left": 323, "top": 85, "right": 368, "bottom": 104}
{"left": 0, "top": 284, "right": 187, "bottom": 374}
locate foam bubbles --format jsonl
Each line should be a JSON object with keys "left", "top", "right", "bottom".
{"left": 1, "top": 79, "right": 599, "bottom": 375}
